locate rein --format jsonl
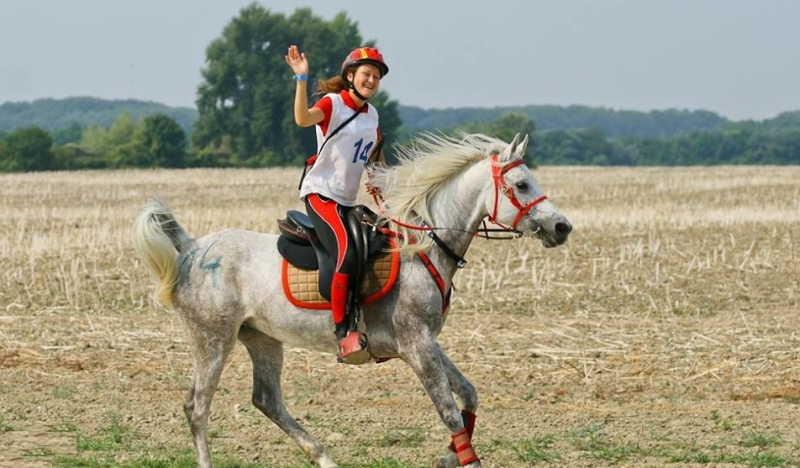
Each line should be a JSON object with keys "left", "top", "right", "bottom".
{"left": 366, "top": 152, "right": 546, "bottom": 316}
{"left": 370, "top": 153, "right": 549, "bottom": 246}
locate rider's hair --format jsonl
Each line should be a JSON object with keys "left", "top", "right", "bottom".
{"left": 315, "top": 76, "right": 348, "bottom": 95}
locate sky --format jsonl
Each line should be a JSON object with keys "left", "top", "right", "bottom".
{"left": 1, "top": 1, "right": 798, "bottom": 121}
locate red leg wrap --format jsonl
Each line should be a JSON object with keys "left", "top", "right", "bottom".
{"left": 449, "top": 410, "right": 477, "bottom": 452}
{"left": 451, "top": 429, "right": 479, "bottom": 466}
{"left": 464, "top": 410, "right": 477, "bottom": 438}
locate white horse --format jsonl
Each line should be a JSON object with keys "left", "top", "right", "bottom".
{"left": 132, "top": 133, "right": 571, "bottom": 468}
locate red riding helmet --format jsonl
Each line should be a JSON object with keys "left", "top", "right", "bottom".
{"left": 341, "top": 47, "right": 389, "bottom": 79}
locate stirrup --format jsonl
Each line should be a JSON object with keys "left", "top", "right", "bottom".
{"left": 337, "top": 331, "right": 371, "bottom": 365}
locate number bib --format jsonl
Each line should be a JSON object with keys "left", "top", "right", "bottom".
{"left": 300, "top": 92, "right": 380, "bottom": 206}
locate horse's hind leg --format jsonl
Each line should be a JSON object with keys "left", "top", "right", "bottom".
{"left": 238, "top": 325, "right": 338, "bottom": 468}
{"left": 183, "top": 322, "right": 239, "bottom": 468}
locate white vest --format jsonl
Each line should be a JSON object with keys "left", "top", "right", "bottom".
{"left": 299, "top": 93, "right": 380, "bottom": 206}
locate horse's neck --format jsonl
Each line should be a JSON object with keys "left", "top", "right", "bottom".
{"left": 425, "top": 160, "right": 491, "bottom": 275}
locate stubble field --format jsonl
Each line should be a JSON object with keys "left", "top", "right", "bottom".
{"left": 0, "top": 165, "right": 799, "bottom": 467}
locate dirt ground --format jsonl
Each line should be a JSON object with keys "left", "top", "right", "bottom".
{"left": 1, "top": 166, "right": 799, "bottom": 467}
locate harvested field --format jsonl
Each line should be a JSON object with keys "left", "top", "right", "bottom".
{"left": 1, "top": 165, "right": 799, "bottom": 467}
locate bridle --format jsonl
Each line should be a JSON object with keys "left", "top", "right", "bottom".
{"left": 370, "top": 153, "right": 549, "bottom": 263}
{"left": 488, "top": 153, "right": 548, "bottom": 232}
{"left": 368, "top": 153, "right": 549, "bottom": 309}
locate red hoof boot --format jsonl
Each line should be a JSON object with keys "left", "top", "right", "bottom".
{"left": 337, "top": 331, "right": 371, "bottom": 365}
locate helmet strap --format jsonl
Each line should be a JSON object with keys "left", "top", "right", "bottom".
{"left": 348, "top": 81, "right": 370, "bottom": 102}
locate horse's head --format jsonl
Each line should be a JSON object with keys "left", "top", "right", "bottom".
{"left": 487, "top": 133, "right": 572, "bottom": 247}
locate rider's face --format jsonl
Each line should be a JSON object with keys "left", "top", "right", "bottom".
{"left": 348, "top": 64, "right": 381, "bottom": 99}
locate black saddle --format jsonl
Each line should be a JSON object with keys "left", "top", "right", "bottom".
{"left": 277, "top": 205, "right": 389, "bottom": 301}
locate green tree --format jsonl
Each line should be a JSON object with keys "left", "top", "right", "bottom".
{"left": 370, "top": 93, "right": 402, "bottom": 164}
{"left": 0, "top": 127, "right": 56, "bottom": 172}
{"left": 51, "top": 122, "right": 83, "bottom": 145}
{"left": 192, "top": 5, "right": 401, "bottom": 166}
{"left": 106, "top": 111, "right": 136, "bottom": 147}
{"left": 80, "top": 125, "right": 109, "bottom": 154}
{"left": 458, "top": 112, "right": 537, "bottom": 164}
{"left": 0, "top": 138, "right": 7, "bottom": 168}
{"left": 130, "top": 114, "right": 187, "bottom": 168}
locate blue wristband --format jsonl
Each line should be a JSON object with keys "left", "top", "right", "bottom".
{"left": 293, "top": 74, "right": 308, "bottom": 81}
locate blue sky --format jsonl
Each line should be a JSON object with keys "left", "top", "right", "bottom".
{"left": 1, "top": 0, "right": 798, "bottom": 120}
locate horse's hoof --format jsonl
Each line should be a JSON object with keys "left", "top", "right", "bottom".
{"left": 432, "top": 454, "right": 458, "bottom": 468}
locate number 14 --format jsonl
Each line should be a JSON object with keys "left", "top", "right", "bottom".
{"left": 351, "top": 138, "right": 375, "bottom": 164}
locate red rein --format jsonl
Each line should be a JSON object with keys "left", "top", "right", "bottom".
{"left": 367, "top": 154, "right": 548, "bottom": 317}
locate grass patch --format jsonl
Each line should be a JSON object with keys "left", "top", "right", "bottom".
{"left": 511, "top": 434, "right": 561, "bottom": 464}
{"left": 0, "top": 417, "right": 13, "bottom": 433}
{"left": 24, "top": 446, "right": 56, "bottom": 457}
{"left": 710, "top": 409, "right": 733, "bottom": 431}
{"left": 53, "top": 452, "right": 424, "bottom": 468}
{"left": 739, "top": 430, "right": 782, "bottom": 448}
{"left": 352, "top": 459, "right": 427, "bottom": 468}
{"left": 49, "top": 423, "right": 78, "bottom": 433}
{"left": 54, "top": 452, "right": 207, "bottom": 468}
{"left": 76, "top": 414, "right": 135, "bottom": 452}
{"left": 52, "top": 385, "right": 77, "bottom": 399}
{"left": 569, "top": 423, "right": 642, "bottom": 463}
{"left": 376, "top": 426, "right": 428, "bottom": 448}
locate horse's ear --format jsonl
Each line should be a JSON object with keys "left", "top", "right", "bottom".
{"left": 517, "top": 134, "right": 529, "bottom": 159}
{"left": 499, "top": 133, "right": 521, "bottom": 162}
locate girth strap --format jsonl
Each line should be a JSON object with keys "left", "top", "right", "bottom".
{"left": 417, "top": 251, "right": 452, "bottom": 316}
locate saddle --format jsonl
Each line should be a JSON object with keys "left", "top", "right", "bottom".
{"left": 277, "top": 206, "right": 399, "bottom": 309}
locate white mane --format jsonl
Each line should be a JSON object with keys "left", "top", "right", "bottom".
{"left": 369, "top": 133, "right": 508, "bottom": 254}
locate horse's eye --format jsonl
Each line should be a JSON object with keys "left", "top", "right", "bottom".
{"left": 515, "top": 181, "right": 528, "bottom": 191}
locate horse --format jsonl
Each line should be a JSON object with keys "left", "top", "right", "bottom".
{"left": 132, "top": 133, "right": 572, "bottom": 468}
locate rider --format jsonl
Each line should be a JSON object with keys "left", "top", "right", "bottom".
{"left": 285, "top": 44, "right": 387, "bottom": 363}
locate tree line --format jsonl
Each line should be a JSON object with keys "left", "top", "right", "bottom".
{"left": 1, "top": 5, "right": 799, "bottom": 172}
{"left": 0, "top": 113, "right": 188, "bottom": 172}
{"left": 4, "top": 105, "right": 798, "bottom": 173}
{"left": 448, "top": 112, "right": 800, "bottom": 166}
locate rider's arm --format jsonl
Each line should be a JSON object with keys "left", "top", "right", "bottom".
{"left": 293, "top": 80, "right": 324, "bottom": 128}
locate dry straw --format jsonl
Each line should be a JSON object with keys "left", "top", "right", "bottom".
{"left": 0, "top": 166, "right": 798, "bottom": 463}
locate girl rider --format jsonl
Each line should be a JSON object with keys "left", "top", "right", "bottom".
{"left": 285, "top": 45, "right": 388, "bottom": 363}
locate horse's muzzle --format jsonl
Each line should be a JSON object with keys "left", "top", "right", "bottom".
{"left": 532, "top": 217, "right": 572, "bottom": 248}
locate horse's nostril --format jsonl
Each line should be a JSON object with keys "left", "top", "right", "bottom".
{"left": 555, "top": 222, "right": 572, "bottom": 235}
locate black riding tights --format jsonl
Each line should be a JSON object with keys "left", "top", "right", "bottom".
{"left": 304, "top": 194, "right": 359, "bottom": 276}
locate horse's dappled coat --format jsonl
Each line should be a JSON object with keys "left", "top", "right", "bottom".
{"left": 132, "top": 133, "right": 572, "bottom": 468}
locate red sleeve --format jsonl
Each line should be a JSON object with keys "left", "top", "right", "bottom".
{"left": 313, "top": 96, "right": 333, "bottom": 136}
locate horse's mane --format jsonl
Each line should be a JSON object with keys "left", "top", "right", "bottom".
{"left": 369, "top": 133, "right": 508, "bottom": 254}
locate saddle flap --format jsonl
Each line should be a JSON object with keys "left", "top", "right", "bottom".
{"left": 351, "top": 205, "right": 389, "bottom": 255}
{"left": 278, "top": 210, "right": 317, "bottom": 244}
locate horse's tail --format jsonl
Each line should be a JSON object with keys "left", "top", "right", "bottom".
{"left": 132, "top": 197, "right": 193, "bottom": 308}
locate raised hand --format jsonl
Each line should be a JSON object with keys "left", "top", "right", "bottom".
{"left": 285, "top": 45, "right": 309, "bottom": 76}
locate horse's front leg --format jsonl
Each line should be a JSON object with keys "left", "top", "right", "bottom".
{"left": 439, "top": 342, "right": 477, "bottom": 413}
{"left": 403, "top": 338, "right": 481, "bottom": 468}
{"left": 436, "top": 344, "right": 479, "bottom": 468}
